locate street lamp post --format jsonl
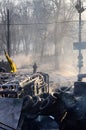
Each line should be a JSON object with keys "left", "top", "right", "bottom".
{"left": 75, "top": 0, "right": 85, "bottom": 74}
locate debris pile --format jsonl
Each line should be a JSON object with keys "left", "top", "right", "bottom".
{"left": 0, "top": 72, "right": 86, "bottom": 130}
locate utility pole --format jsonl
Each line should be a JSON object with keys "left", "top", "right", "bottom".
{"left": 7, "top": 9, "right": 11, "bottom": 56}
{"left": 7, "top": 0, "right": 11, "bottom": 56}
{"left": 74, "top": 0, "right": 85, "bottom": 74}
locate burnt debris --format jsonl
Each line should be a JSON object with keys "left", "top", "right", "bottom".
{"left": 0, "top": 72, "right": 86, "bottom": 130}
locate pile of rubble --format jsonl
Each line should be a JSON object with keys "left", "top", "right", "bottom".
{"left": 0, "top": 72, "right": 86, "bottom": 130}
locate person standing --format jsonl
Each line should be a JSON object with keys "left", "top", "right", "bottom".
{"left": 33, "top": 62, "right": 37, "bottom": 73}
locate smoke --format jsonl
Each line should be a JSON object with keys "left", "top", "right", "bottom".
{"left": 13, "top": 54, "right": 33, "bottom": 69}
{"left": 12, "top": 54, "right": 77, "bottom": 87}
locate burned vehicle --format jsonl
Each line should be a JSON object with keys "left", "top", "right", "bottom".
{"left": 0, "top": 72, "right": 86, "bottom": 130}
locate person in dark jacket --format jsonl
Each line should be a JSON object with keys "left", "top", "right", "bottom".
{"left": 33, "top": 63, "right": 37, "bottom": 73}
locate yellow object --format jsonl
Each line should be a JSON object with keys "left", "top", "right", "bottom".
{"left": 61, "top": 112, "right": 67, "bottom": 122}
{"left": 4, "top": 52, "right": 17, "bottom": 73}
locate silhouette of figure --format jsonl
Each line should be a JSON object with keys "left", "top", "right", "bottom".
{"left": 33, "top": 63, "right": 37, "bottom": 73}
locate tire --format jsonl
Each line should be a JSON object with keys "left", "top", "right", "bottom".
{"left": 74, "top": 81, "right": 86, "bottom": 96}
{"left": 32, "top": 96, "right": 41, "bottom": 108}
{"left": 23, "top": 95, "right": 33, "bottom": 111}
{"left": 53, "top": 92, "right": 59, "bottom": 99}
{"left": 39, "top": 93, "right": 49, "bottom": 99}
{"left": 40, "top": 98, "right": 50, "bottom": 110}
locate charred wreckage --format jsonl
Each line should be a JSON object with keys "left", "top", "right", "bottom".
{"left": 0, "top": 51, "right": 86, "bottom": 130}
{"left": 0, "top": 71, "right": 86, "bottom": 130}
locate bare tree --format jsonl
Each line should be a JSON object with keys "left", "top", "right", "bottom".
{"left": 47, "top": 0, "right": 76, "bottom": 69}
{"left": 0, "top": 0, "right": 78, "bottom": 69}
